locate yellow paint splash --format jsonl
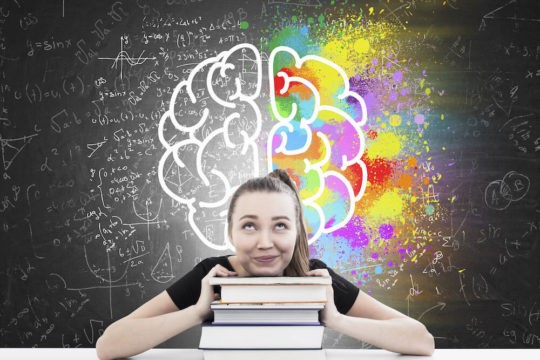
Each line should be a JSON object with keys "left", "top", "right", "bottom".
{"left": 313, "top": 17, "right": 401, "bottom": 75}
{"left": 389, "top": 114, "right": 402, "bottom": 126}
{"left": 354, "top": 38, "right": 370, "bottom": 53}
{"left": 368, "top": 131, "right": 401, "bottom": 159}
{"left": 303, "top": 61, "right": 345, "bottom": 106}
{"left": 368, "top": 190, "right": 404, "bottom": 222}
{"left": 321, "top": 40, "right": 356, "bottom": 74}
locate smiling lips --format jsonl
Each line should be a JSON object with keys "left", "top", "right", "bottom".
{"left": 254, "top": 255, "right": 278, "bottom": 263}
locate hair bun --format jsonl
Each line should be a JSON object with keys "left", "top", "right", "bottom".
{"left": 268, "top": 168, "right": 299, "bottom": 192}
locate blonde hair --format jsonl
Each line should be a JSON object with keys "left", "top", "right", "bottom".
{"left": 227, "top": 169, "right": 310, "bottom": 276}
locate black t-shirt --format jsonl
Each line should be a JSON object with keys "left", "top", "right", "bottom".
{"left": 166, "top": 256, "right": 360, "bottom": 314}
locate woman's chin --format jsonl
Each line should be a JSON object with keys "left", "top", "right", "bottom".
{"left": 249, "top": 266, "right": 283, "bottom": 277}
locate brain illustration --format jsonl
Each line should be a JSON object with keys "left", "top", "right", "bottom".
{"left": 158, "top": 43, "right": 367, "bottom": 250}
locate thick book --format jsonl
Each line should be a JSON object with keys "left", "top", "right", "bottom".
{"left": 211, "top": 302, "right": 324, "bottom": 324}
{"left": 199, "top": 323, "right": 325, "bottom": 350}
{"left": 203, "top": 349, "right": 326, "bottom": 360}
{"left": 209, "top": 276, "right": 331, "bottom": 304}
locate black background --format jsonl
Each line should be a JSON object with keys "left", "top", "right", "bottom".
{"left": 1, "top": 0, "right": 539, "bottom": 349}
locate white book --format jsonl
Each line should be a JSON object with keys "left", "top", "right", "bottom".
{"left": 199, "top": 324, "right": 325, "bottom": 350}
{"left": 203, "top": 349, "right": 326, "bottom": 360}
{"left": 211, "top": 302, "right": 324, "bottom": 324}
{"left": 210, "top": 276, "right": 331, "bottom": 304}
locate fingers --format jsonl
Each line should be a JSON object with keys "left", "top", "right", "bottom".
{"left": 201, "top": 265, "right": 237, "bottom": 289}
{"left": 209, "top": 264, "right": 237, "bottom": 278}
{"left": 325, "top": 283, "right": 335, "bottom": 297}
{"left": 197, "top": 265, "right": 236, "bottom": 318}
{"left": 306, "top": 269, "right": 333, "bottom": 294}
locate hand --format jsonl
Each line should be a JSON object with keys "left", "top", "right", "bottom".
{"left": 194, "top": 264, "right": 237, "bottom": 322}
{"left": 306, "top": 268, "right": 341, "bottom": 327}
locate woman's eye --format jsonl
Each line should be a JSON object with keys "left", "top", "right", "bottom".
{"left": 242, "top": 223, "right": 255, "bottom": 230}
{"left": 275, "top": 223, "right": 287, "bottom": 230}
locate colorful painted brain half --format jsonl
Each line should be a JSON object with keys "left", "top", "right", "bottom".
{"left": 158, "top": 43, "right": 367, "bottom": 249}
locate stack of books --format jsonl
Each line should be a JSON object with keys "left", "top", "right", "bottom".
{"left": 200, "top": 276, "right": 331, "bottom": 360}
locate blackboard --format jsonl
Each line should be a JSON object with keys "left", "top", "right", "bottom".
{"left": 1, "top": 0, "right": 539, "bottom": 349}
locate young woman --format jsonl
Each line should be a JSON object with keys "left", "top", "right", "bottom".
{"left": 96, "top": 169, "right": 435, "bottom": 359}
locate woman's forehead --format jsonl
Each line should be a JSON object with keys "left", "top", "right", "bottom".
{"left": 233, "top": 191, "right": 296, "bottom": 218}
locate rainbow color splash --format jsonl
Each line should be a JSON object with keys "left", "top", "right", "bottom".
{"left": 265, "top": 6, "right": 446, "bottom": 291}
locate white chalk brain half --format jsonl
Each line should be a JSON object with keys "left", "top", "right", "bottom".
{"left": 158, "top": 44, "right": 367, "bottom": 249}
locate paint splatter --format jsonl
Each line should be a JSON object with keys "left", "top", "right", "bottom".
{"left": 264, "top": 3, "right": 447, "bottom": 291}
{"left": 379, "top": 224, "right": 394, "bottom": 239}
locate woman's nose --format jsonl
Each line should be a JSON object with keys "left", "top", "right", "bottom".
{"left": 256, "top": 230, "right": 273, "bottom": 249}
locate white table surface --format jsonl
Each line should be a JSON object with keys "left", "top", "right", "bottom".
{"left": 1, "top": 348, "right": 539, "bottom": 360}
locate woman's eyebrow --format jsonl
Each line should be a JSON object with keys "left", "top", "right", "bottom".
{"left": 238, "top": 215, "right": 291, "bottom": 221}
{"left": 272, "top": 216, "right": 291, "bottom": 221}
{"left": 239, "top": 215, "right": 258, "bottom": 221}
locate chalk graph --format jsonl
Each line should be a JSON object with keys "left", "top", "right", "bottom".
{"left": 98, "top": 35, "right": 156, "bottom": 80}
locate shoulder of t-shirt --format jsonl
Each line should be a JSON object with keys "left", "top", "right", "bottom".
{"left": 309, "top": 258, "right": 329, "bottom": 270}
{"left": 195, "top": 255, "right": 234, "bottom": 272}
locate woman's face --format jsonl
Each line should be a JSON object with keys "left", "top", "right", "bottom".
{"left": 229, "top": 191, "right": 298, "bottom": 276}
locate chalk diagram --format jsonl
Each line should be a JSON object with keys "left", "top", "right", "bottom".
{"left": 158, "top": 43, "right": 367, "bottom": 250}
{"left": 482, "top": 0, "right": 540, "bottom": 26}
{"left": 98, "top": 35, "right": 156, "bottom": 79}
{"left": 0, "top": 132, "right": 39, "bottom": 179}
{"left": 484, "top": 171, "right": 530, "bottom": 210}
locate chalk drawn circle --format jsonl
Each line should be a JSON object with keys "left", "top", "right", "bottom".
{"left": 485, "top": 180, "right": 512, "bottom": 210}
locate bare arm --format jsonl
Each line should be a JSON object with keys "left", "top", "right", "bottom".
{"left": 95, "top": 292, "right": 201, "bottom": 360}
{"left": 327, "top": 290, "right": 434, "bottom": 355}
{"left": 96, "top": 265, "right": 236, "bottom": 360}
{"left": 307, "top": 269, "right": 434, "bottom": 356}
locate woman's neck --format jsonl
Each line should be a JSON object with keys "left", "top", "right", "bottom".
{"left": 226, "top": 255, "right": 250, "bottom": 276}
